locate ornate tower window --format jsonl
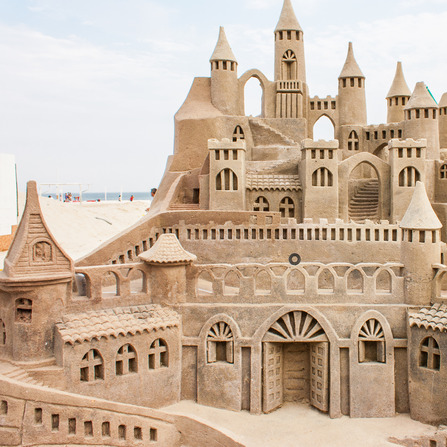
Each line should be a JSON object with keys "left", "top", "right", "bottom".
{"left": 348, "top": 131, "right": 359, "bottom": 151}
{"left": 358, "top": 319, "right": 385, "bottom": 363}
{"left": 148, "top": 339, "right": 168, "bottom": 369}
{"left": 440, "top": 164, "right": 447, "bottom": 179}
{"left": 15, "top": 299, "right": 32, "bottom": 323}
{"left": 80, "top": 349, "right": 104, "bottom": 382}
{"left": 207, "top": 322, "right": 234, "bottom": 364}
{"left": 312, "top": 168, "right": 333, "bottom": 187}
{"left": 279, "top": 197, "right": 295, "bottom": 217}
{"left": 233, "top": 126, "right": 245, "bottom": 142}
{"left": 253, "top": 196, "right": 269, "bottom": 212}
{"left": 399, "top": 166, "right": 420, "bottom": 187}
{"left": 281, "top": 50, "right": 297, "bottom": 80}
{"left": 116, "top": 344, "right": 137, "bottom": 375}
{"left": 0, "top": 320, "right": 5, "bottom": 345}
{"left": 420, "top": 337, "right": 440, "bottom": 371}
{"left": 216, "top": 169, "right": 238, "bottom": 191}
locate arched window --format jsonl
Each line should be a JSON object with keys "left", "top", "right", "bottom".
{"left": 420, "top": 337, "right": 440, "bottom": 370}
{"left": 358, "top": 319, "right": 385, "bottom": 363}
{"left": 0, "top": 320, "right": 5, "bottom": 345}
{"left": 233, "top": 126, "right": 245, "bottom": 142}
{"left": 224, "top": 271, "right": 240, "bottom": 295}
{"left": 80, "top": 349, "right": 104, "bottom": 382}
{"left": 116, "top": 344, "right": 137, "bottom": 375}
{"left": 287, "top": 269, "right": 305, "bottom": 292}
{"left": 376, "top": 270, "right": 392, "bottom": 293}
{"left": 197, "top": 271, "right": 213, "bottom": 296}
{"left": 347, "top": 269, "right": 363, "bottom": 292}
{"left": 129, "top": 269, "right": 146, "bottom": 294}
{"left": 253, "top": 196, "right": 269, "bottom": 212}
{"left": 318, "top": 269, "right": 334, "bottom": 292}
{"left": 312, "top": 168, "right": 333, "bottom": 186}
{"left": 207, "top": 322, "right": 234, "bottom": 364}
{"left": 348, "top": 130, "right": 359, "bottom": 151}
{"left": 216, "top": 169, "right": 238, "bottom": 191}
{"left": 148, "top": 339, "right": 168, "bottom": 369}
{"left": 281, "top": 49, "right": 297, "bottom": 80}
{"left": 398, "top": 167, "right": 420, "bottom": 187}
{"left": 440, "top": 164, "right": 447, "bottom": 179}
{"left": 15, "top": 299, "right": 32, "bottom": 323}
{"left": 102, "top": 272, "right": 119, "bottom": 297}
{"left": 279, "top": 197, "right": 295, "bottom": 217}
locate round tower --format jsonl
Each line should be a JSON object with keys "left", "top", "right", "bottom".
{"left": 404, "top": 82, "right": 439, "bottom": 160}
{"left": 438, "top": 92, "right": 447, "bottom": 149}
{"left": 400, "top": 182, "right": 442, "bottom": 305}
{"left": 274, "top": 0, "right": 306, "bottom": 83}
{"left": 210, "top": 27, "right": 238, "bottom": 115}
{"left": 386, "top": 62, "right": 411, "bottom": 124}
{"left": 337, "top": 42, "right": 367, "bottom": 126}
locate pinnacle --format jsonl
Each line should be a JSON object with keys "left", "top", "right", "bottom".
{"left": 275, "top": 0, "right": 302, "bottom": 32}
{"left": 405, "top": 81, "right": 438, "bottom": 110}
{"left": 400, "top": 181, "right": 442, "bottom": 230}
{"left": 439, "top": 92, "right": 447, "bottom": 108}
{"left": 387, "top": 62, "right": 411, "bottom": 98}
{"left": 210, "top": 26, "right": 237, "bottom": 63}
{"left": 339, "top": 42, "right": 364, "bottom": 79}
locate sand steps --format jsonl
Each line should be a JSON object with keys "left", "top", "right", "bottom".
{"left": 169, "top": 203, "right": 200, "bottom": 210}
{"left": 249, "top": 118, "right": 297, "bottom": 147}
{"left": 0, "top": 363, "right": 44, "bottom": 387}
{"left": 349, "top": 180, "right": 379, "bottom": 222}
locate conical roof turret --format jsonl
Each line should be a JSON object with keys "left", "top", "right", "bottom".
{"left": 400, "top": 182, "right": 442, "bottom": 230}
{"left": 405, "top": 82, "right": 438, "bottom": 110}
{"left": 275, "top": 0, "right": 302, "bottom": 32}
{"left": 339, "top": 42, "right": 364, "bottom": 79}
{"left": 387, "top": 62, "right": 411, "bottom": 98}
{"left": 439, "top": 92, "right": 447, "bottom": 108}
{"left": 210, "top": 27, "right": 237, "bottom": 63}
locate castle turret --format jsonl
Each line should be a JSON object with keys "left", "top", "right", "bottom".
{"left": 404, "top": 82, "right": 439, "bottom": 160}
{"left": 338, "top": 42, "right": 367, "bottom": 127}
{"left": 210, "top": 27, "right": 238, "bottom": 115}
{"left": 274, "top": 0, "right": 308, "bottom": 118}
{"left": 438, "top": 92, "right": 447, "bottom": 149}
{"left": 386, "top": 62, "right": 411, "bottom": 124}
{"left": 400, "top": 181, "right": 442, "bottom": 305}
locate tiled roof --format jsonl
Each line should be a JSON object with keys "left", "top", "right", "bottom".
{"left": 246, "top": 174, "right": 301, "bottom": 190}
{"left": 409, "top": 303, "right": 447, "bottom": 333}
{"left": 139, "top": 234, "right": 197, "bottom": 264}
{"left": 56, "top": 305, "right": 180, "bottom": 344}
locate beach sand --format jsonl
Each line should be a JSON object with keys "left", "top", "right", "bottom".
{"left": 0, "top": 194, "right": 150, "bottom": 269}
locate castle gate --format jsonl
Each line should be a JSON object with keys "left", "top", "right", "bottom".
{"left": 262, "top": 311, "right": 329, "bottom": 413}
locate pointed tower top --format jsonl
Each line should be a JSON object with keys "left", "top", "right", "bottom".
{"left": 139, "top": 234, "right": 197, "bottom": 265}
{"left": 438, "top": 92, "right": 447, "bottom": 108}
{"left": 387, "top": 62, "right": 411, "bottom": 98}
{"left": 210, "top": 27, "right": 237, "bottom": 63}
{"left": 3, "top": 181, "right": 73, "bottom": 278}
{"left": 339, "top": 42, "right": 364, "bottom": 79}
{"left": 400, "top": 182, "right": 442, "bottom": 230}
{"left": 275, "top": 0, "right": 302, "bottom": 32}
{"left": 405, "top": 82, "right": 438, "bottom": 110}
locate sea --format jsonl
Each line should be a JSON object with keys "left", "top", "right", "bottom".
{"left": 44, "top": 192, "right": 151, "bottom": 202}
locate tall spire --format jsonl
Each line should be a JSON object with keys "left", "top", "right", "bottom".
{"left": 210, "top": 27, "right": 237, "bottom": 63}
{"left": 405, "top": 82, "right": 438, "bottom": 110}
{"left": 400, "top": 182, "right": 442, "bottom": 230}
{"left": 339, "top": 42, "right": 364, "bottom": 78}
{"left": 275, "top": 0, "right": 302, "bottom": 32}
{"left": 387, "top": 62, "right": 411, "bottom": 98}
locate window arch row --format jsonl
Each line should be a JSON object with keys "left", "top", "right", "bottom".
{"left": 216, "top": 169, "right": 238, "bottom": 191}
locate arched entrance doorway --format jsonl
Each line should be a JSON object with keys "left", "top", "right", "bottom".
{"left": 262, "top": 310, "right": 329, "bottom": 413}
{"left": 312, "top": 115, "right": 335, "bottom": 140}
{"left": 348, "top": 162, "right": 379, "bottom": 222}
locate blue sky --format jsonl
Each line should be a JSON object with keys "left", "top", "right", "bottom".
{"left": 1, "top": 0, "right": 447, "bottom": 192}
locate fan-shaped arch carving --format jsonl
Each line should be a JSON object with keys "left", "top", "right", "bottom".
{"left": 358, "top": 318, "right": 385, "bottom": 363}
{"left": 263, "top": 311, "right": 328, "bottom": 342}
{"left": 207, "top": 322, "right": 234, "bottom": 363}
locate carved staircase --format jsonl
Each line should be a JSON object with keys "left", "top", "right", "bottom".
{"left": 249, "top": 118, "right": 297, "bottom": 147}
{"left": 169, "top": 203, "right": 200, "bottom": 211}
{"left": 0, "top": 359, "right": 65, "bottom": 390}
{"left": 348, "top": 180, "right": 379, "bottom": 222}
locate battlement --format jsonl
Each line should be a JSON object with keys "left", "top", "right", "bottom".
{"left": 301, "top": 139, "right": 339, "bottom": 149}
{"left": 208, "top": 138, "right": 246, "bottom": 150}
{"left": 388, "top": 138, "right": 427, "bottom": 149}
{"left": 309, "top": 96, "right": 337, "bottom": 111}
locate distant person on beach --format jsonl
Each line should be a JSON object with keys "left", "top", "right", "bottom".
{"left": 118, "top": 194, "right": 122, "bottom": 202}
{"left": 130, "top": 195, "right": 134, "bottom": 202}
{"left": 151, "top": 188, "right": 157, "bottom": 200}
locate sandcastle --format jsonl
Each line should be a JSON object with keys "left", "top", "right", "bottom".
{"left": 1, "top": 1, "right": 447, "bottom": 445}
